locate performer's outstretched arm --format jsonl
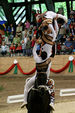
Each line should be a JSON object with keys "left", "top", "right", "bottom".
{"left": 54, "top": 19, "right": 59, "bottom": 35}
{"left": 44, "top": 11, "right": 67, "bottom": 23}
{"left": 57, "top": 14, "right": 67, "bottom": 23}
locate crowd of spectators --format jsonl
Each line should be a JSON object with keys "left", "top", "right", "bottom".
{"left": 56, "top": 10, "right": 75, "bottom": 55}
{"left": 0, "top": 20, "right": 36, "bottom": 57}
{"left": 0, "top": 10, "right": 75, "bottom": 57}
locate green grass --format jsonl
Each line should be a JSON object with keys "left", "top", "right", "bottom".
{"left": 0, "top": 85, "right": 4, "bottom": 91}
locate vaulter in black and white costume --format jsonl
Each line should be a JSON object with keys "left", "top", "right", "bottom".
{"left": 21, "top": 11, "right": 67, "bottom": 110}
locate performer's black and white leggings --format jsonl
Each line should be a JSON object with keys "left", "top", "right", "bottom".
{"left": 23, "top": 62, "right": 51, "bottom": 104}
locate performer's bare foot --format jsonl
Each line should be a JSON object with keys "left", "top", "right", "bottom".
{"left": 21, "top": 102, "right": 27, "bottom": 108}
{"left": 49, "top": 102, "right": 55, "bottom": 111}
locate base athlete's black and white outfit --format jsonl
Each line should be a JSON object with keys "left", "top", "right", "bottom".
{"left": 23, "top": 11, "right": 67, "bottom": 107}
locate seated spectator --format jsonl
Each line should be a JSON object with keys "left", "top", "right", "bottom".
{"left": 1, "top": 42, "right": 7, "bottom": 56}
{"left": 26, "top": 37, "right": 31, "bottom": 56}
{"left": 73, "top": 49, "right": 75, "bottom": 54}
{"left": 69, "top": 33, "right": 74, "bottom": 41}
{"left": 16, "top": 43, "right": 22, "bottom": 56}
{"left": 9, "top": 43, "right": 16, "bottom": 57}
{"left": 60, "top": 34, "right": 67, "bottom": 44}
{"left": 62, "top": 37, "right": 73, "bottom": 54}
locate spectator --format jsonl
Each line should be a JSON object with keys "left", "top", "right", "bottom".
{"left": 1, "top": 42, "right": 7, "bottom": 56}
{"left": 22, "top": 28, "right": 28, "bottom": 40}
{"left": 22, "top": 40, "right": 26, "bottom": 56}
{"left": 21, "top": 30, "right": 28, "bottom": 56}
{"left": 13, "top": 34, "right": 21, "bottom": 47}
{"left": 16, "top": 23, "right": 22, "bottom": 38}
{"left": 73, "top": 48, "right": 75, "bottom": 54}
{"left": 9, "top": 31, "right": 14, "bottom": 43}
{"left": 31, "top": 37, "right": 36, "bottom": 48}
{"left": 60, "top": 34, "right": 67, "bottom": 44}
{"left": 7, "top": 24, "right": 15, "bottom": 35}
{"left": 57, "top": 25, "right": 66, "bottom": 41}
{"left": 35, "top": 10, "right": 40, "bottom": 17}
{"left": 25, "top": 20, "right": 30, "bottom": 30}
{"left": 62, "top": 37, "right": 73, "bottom": 54}
{"left": 33, "top": 26, "right": 37, "bottom": 37}
{"left": 16, "top": 43, "right": 22, "bottom": 56}
{"left": 5, "top": 30, "right": 10, "bottom": 38}
{"left": 4, "top": 35, "right": 8, "bottom": 44}
{"left": 69, "top": 33, "right": 74, "bottom": 41}
{"left": 31, "top": 37, "right": 36, "bottom": 56}
{"left": 24, "top": 33, "right": 28, "bottom": 46}
{"left": 69, "top": 24, "right": 75, "bottom": 36}
{"left": 9, "top": 43, "right": 16, "bottom": 57}
{"left": 68, "top": 11, "right": 74, "bottom": 26}
{"left": 28, "top": 27, "right": 33, "bottom": 40}
{"left": 26, "top": 37, "right": 31, "bottom": 56}
{"left": 35, "top": 10, "right": 42, "bottom": 27}
{"left": 4, "top": 30, "right": 9, "bottom": 44}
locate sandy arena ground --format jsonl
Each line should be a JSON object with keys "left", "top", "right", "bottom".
{"left": 0, "top": 75, "right": 75, "bottom": 113}
{"left": 0, "top": 101, "right": 75, "bottom": 113}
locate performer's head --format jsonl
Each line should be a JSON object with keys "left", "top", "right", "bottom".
{"left": 42, "top": 15, "right": 46, "bottom": 20}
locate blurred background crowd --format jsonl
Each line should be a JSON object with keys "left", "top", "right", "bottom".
{"left": 0, "top": 10, "right": 75, "bottom": 57}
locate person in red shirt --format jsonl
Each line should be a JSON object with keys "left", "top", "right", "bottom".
{"left": 35, "top": 10, "right": 42, "bottom": 27}
{"left": 31, "top": 37, "right": 36, "bottom": 48}
{"left": 31, "top": 37, "right": 36, "bottom": 56}
{"left": 9, "top": 43, "right": 16, "bottom": 57}
{"left": 16, "top": 43, "right": 22, "bottom": 56}
{"left": 35, "top": 10, "right": 40, "bottom": 17}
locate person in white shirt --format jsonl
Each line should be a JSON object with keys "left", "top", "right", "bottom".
{"left": 21, "top": 40, "right": 26, "bottom": 56}
{"left": 1, "top": 42, "right": 7, "bottom": 56}
{"left": 24, "top": 34, "right": 27, "bottom": 45}
{"left": 16, "top": 23, "right": 23, "bottom": 38}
